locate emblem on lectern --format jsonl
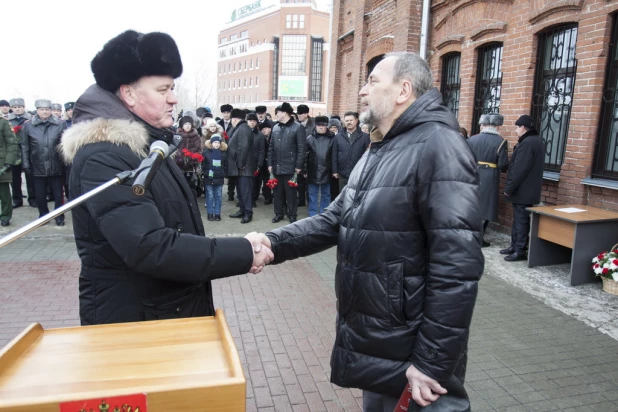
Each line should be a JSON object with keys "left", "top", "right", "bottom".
{"left": 59, "top": 393, "right": 147, "bottom": 412}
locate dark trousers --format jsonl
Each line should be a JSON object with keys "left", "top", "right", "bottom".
{"left": 227, "top": 177, "right": 236, "bottom": 199}
{"left": 236, "top": 176, "right": 253, "bottom": 216}
{"left": 511, "top": 203, "right": 532, "bottom": 254}
{"left": 63, "top": 164, "right": 71, "bottom": 200}
{"left": 273, "top": 174, "right": 298, "bottom": 218}
{"left": 330, "top": 175, "right": 339, "bottom": 200}
{"left": 482, "top": 220, "right": 490, "bottom": 238}
{"left": 297, "top": 173, "right": 307, "bottom": 205}
{"left": 254, "top": 166, "right": 272, "bottom": 201}
{"left": 11, "top": 165, "right": 35, "bottom": 202}
{"left": 33, "top": 176, "right": 64, "bottom": 221}
{"left": 362, "top": 391, "right": 398, "bottom": 412}
{"left": 0, "top": 182, "right": 12, "bottom": 221}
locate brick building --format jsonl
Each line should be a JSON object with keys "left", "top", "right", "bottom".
{"left": 217, "top": 0, "right": 330, "bottom": 117}
{"left": 328, "top": 0, "right": 618, "bottom": 226}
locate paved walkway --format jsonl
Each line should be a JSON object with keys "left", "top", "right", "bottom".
{"left": 1, "top": 195, "right": 618, "bottom": 411}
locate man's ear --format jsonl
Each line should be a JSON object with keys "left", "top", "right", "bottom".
{"left": 118, "top": 84, "right": 136, "bottom": 108}
{"left": 396, "top": 80, "right": 414, "bottom": 105}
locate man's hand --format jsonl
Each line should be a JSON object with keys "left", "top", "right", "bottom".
{"left": 244, "top": 232, "right": 273, "bottom": 274}
{"left": 405, "top": 364, "right": 447, "bottom": 408}
{"left": 268, "top": 166, "right": 273, "bottom": 172}
{"left": 295, "top": 168, "right": 302, "bottom": 174}
{"left": 333, "top": 173, "right": 339, "bottom": 179}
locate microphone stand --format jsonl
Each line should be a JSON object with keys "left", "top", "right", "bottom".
{"left": 0, "top": 137, "right": 181, "bottom": 250}
{"left": 0, "top": 171, "right": 134, "bottom": 249}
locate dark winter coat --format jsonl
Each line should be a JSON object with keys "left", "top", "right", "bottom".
{"left": 332, "top": 128, "right": 370, "bottom": 178}
{"left": 60, "top": 84, "right": 254, "bottom": 326}
{"left": 0, "top": 118, "right": 19, "bottom": 183}
{"left": 227, "top": 120, "right": 255, "bottom": 177}
{"left": 305, "top": 130, "right": 334, "bottom": 185}
{"left": 202, "top": 140, "right": 228, "bottom": 186}
{"left": 22, "top": 115, "right": 67, "bottom": 177}
{"left": 504, "top": 129, "right": 544, "bottom": 205}
{"left": 302, "top": 116, "right": 315, "bottom": 137}
{"left": 266, "top": 88, "right": 484, "bottom": 399}
{"left": 252, "top": 127, "right": 266, "bottom": 173}
{"left": 468, "top": 130, "right": 509, "bottom": 221}
{"left": 175, "top": 129, "right": 203, "bottom": 172}
{"left": 268, "top": 117, "right": 307, "bottom": 175}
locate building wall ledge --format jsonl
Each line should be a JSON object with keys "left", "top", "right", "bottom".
{"left": 529, "top": 0, "right": 584, "bottom": 25}
{"left": 543, "top": 171, "right": 561, "bottom": 182}
{"left": 581, "top": 177, "right": 618, "bottom": 191}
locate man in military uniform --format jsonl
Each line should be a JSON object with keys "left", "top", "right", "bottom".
{"left": 7, "top": 98, "right": 35, "bottom": 208}
{"left": 51, "top": 103, "right": 63, "bottom": 119}
{"left": 0, "top": 118, "right": 19, "bottom": 226}
{"left": 468, "top": 113, "right": 509, "bottom": 247}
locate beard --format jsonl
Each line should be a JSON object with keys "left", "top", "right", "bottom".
{"left": 359, "top": 98, "right": 392, "bottom": 128}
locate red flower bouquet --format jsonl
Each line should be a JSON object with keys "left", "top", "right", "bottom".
{"left": 223, "top": 131, "right": 230, "bottom": 141}
{"left": 12, "top": 125, "right": 23, "bottom": 134}
{"left": 254, "top": 169, "right": 260, "bottom": 177}
{"left": 181, "top": 148, "right": 204, "bottom": 163}
{"left": 266, "top": 173, "right": 278, "bottom": 189}
{"left": 287, "top": 173, "right": 299, "bottom": 188}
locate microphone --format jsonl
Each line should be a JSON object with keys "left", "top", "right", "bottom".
{"left": 131, "top": 141, "right": 170, "bottom": 196}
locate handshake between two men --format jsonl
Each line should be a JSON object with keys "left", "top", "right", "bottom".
{"left": 244, "top": 232, "right": 274, "bottom": 274}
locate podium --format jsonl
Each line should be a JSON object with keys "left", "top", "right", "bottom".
{"left": 0, "top": 310, "right": 245, "bottom": 411}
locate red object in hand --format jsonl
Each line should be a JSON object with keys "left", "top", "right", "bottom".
{"left": 394, "top": 383, "right": 412, "bottom": 411}
{"left": 223, "top": 131, "right": 229, "bottom": 141}
{"left": 12, "top": 125, "right": 23, "bottom": 134}
{"left": 254, "top": 169, "right": 260, "bottom": 177}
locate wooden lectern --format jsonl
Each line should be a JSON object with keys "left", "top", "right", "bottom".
{"left": 0, "top": 309, "right": 245, "bottom": 411}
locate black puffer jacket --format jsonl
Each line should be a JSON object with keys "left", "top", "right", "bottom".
{"left": 266, "top": 88, "right": 484, "bottom": 398}
{"left": 305, "top": 130, "right": 334, "bottom": 185}
{"left": 22, "top": 115, "right": 67, "bottom": 176}
{"left": 504, "top": 129, "right": 544, "bottom": 205}
{"left": 252, "top": 127, "right": 266, "bottom": 173}
{"left": 268, "top": 117, "right": 306, "bottom": 175}
{"left": 228, "top": 120, "right": 255, "bottom": 177}
{"left": 60, "top": 85, "right": 253, "bottom": 326}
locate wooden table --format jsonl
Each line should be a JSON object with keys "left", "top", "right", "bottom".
{"left": 527, "top": 205, "right": 618, "bottom": 286}
{"left": 0, "top": 310, "right": 245, "bottom": 411}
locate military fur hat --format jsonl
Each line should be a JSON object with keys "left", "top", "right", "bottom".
{"left": 231, "top": 108, "right": 246, "bottom": 119}
{"left": 9, "top": 98, "right": 24, "bottom": 107}
{"left": 296, "top": 104, "right": 309, "bottom": 115}
{"left": 479, "top": 113, "right": 504, "bottom": 127}
{"left": 91, "top": 30, "right": 183, "bottom": 93}
{"left": 255, "top": 105, "right": 267, "bottom": 114}
{"left": 51, "top": 103, "right": 62, "bottom": 111}
{"left": 35, "top": 99, "right": 52, "bottom": 109}
{"left": 64, "top": 102, "right": 75, "bottom": 111}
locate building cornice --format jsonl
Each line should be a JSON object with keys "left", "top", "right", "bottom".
{"left": 470, "top": 21, "right": 508, "bottom": 41}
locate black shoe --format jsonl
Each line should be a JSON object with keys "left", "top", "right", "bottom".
{"left": 241, "top": 214, "right": 252, "bottom": 224}
{"left": 504, "top": 252, "right": 527, "bottom": 262}
{"left": 55, "top": 219, "right": 65, "bottom": 226}
{"left": 229, "top": 210, "right": 244, "bottom": 218}
{"left": 0, "top": 220, "right": 9, "bottom": 227}
{"left": 264, "top": 199, "right": 273, "bottom": 205}
{"left": 235, "top": 201, "right": 239, "bottom": 207}
{"left": 215, "top": 214, "right": 221, "bottom": 221}
{"left": 228, "top": 195, "right": 235, "bottom": 201}
{"left": 482, "top": 240, "right": 491, "bottom": 248}
{"left": 12, "top": 201, "right": 23, "bottom": 208}
{"left": 252, "top": 201, "right": 257, "bottom": 208}
{"left": 28, "top": 200, "right": 37, "bottom": 208}
{"left": 207, "top": 214, "right": 214, "bottom": 221}
{"left": 288, "top": 216, "right": 297, "bottom": 223}
{"left": 272, "top": 215, "right": 284, "bottom": 223}
{"left": 499, "top": 247, "right": 514, "bottom": 255}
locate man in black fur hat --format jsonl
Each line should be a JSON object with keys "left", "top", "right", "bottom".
{"left": 255, "top": 105, "right": 267, "bottom": 124}
{"left": 228, "top": 109, "right": 256, "bottom": 223}
{"left": 59, "top": 30, "right": 272, "bottom": 326}
{"left": 267, "top": 102, "right": 306, "bottom": 223}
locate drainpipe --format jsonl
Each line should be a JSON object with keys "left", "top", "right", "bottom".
{"left": 419, "top": 0, "right": 431, "bottom": 60}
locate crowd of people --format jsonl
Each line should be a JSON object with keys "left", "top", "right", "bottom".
{"left": 159, "top": 102, "right": 371, "bottom": 224}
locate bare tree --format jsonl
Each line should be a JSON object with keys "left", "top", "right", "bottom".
{"left": 174, "top": 64, "right": 216, "bottom": 114}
